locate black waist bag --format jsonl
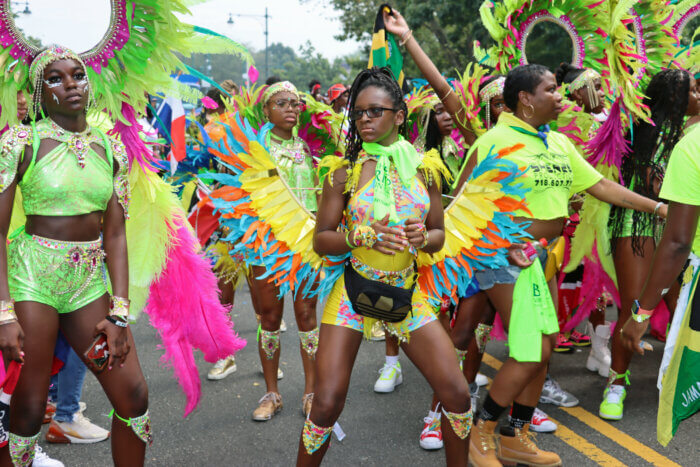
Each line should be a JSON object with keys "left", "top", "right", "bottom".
{"left": 343, "top": 261, "right": 415, "bottom": 322}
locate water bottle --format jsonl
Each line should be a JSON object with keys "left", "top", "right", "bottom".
{"left": 522, "top": 238, "right": 548, "bottom": 262}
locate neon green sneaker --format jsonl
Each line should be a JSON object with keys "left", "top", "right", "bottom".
{"left": 599, "top": 385, "right": 626, "bottom": 420}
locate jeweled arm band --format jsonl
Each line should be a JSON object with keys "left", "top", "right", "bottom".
{"left": 110, "top": 296, "right": 130, "bottom": 319}
{"left": 0, "top": 299, "right": 17, "bottom": 325}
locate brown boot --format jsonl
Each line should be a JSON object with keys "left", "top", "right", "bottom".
{"left": 498, "top": 424, "right": 562, "bottom": 466}
{"left": 469, "top": 419, "right": 502, "bottom": 466}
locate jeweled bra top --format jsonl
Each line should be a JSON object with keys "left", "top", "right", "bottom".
{"left": 0, "top": 119, "right": 129, "bottom": 217}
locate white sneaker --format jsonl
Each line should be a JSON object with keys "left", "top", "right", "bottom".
{"left": 207, "top": 355, "right": 237, "bottom": 380}
{"left": 475, "top": 372, "right": 488, "bottom": 387}
{"left": 33, "top": 445, "right": 64, "bottom": 467}
{"left": 529, "top": 408, "right": 557, "bottom": 433}
{"left": 46, "top": 412, "right": 110, "bottom": 444}
{"left": 419, "top": 411, "right": 443, "bottom": 450}
{"left": 373, "top": 362, "right": 403, "bottom": 393}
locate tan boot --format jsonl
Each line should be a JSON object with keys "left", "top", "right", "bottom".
{"left": 252, "top": 392, "right": 282, "bottom": 421}
{"left": 469, "top": 419, "right": 502, "bottom": 466}
{"left": 498, "top": 424, "right": 561, "bottom": 466}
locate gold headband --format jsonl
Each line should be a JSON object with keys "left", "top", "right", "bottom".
{"left": 262, "top": 81, "right": 299, "bottom": 106}
{"left": 568, "top": 69, "right": 600, "bottom": 92}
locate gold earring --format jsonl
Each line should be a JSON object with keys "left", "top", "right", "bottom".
{"left": 523, "top": 104, "right": 535, "bottom": 119}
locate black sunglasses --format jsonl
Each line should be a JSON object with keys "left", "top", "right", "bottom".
{"left": 348, "top": 107, "right": 397, "bottom": 121}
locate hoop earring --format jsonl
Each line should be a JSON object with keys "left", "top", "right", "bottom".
{"left": 523, "top": 104, "right": 535, "bottom": 119}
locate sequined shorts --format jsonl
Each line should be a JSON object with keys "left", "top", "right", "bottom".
{"left": 8, "top": 232, "right": 107, "bottom": 314}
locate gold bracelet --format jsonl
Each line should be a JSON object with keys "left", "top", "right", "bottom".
{"left": 399, "top": 29, "right": 413, "bottom": 46}
{"left": 110, "top": 296, "right": 131, "bottom": 319}
{"left": 439, "top": 88, "right": 454, "bottom": 102}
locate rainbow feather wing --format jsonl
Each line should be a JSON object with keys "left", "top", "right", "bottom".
{"left": 204, "top": 114, "right": 322, "bottom": 298}
{"left": 417, "top": 144, "right": 531, "bottom": 304}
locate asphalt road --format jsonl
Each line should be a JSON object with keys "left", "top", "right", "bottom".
{"left": 40, "top": 284, "right": 698, "bottom": 466}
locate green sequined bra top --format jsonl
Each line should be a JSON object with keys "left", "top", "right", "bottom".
{"left": 0, "top": 119, "right": 129, "bottom": 217}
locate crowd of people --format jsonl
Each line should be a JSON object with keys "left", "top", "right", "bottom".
{"left": 0, "top": 1, "right": 697, "bottom": 466}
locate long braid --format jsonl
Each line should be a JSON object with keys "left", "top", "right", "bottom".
{"left": 609, "top": 69, "right": 690, "bottom": 254}
{"left": 344, "top": 67, "right": 408, "bottom": 167}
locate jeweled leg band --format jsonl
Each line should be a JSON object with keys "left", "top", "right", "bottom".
{"left": 475, "top": 323, "right": 493, "bottom": 354}
{"left": 607, "top": 369, "right": 630, "bottom": 387}
{"left": 441, "top": 405, "right": 474, "bottom": 440}
{"left": 111, "top": 409, "right": 153, "bottom": 446}
{"left": 258, "top": 326, "right": 281, "bottom": 360}
{"left": 9, "top": 432, "right": 39, "bottom": 467}
{"left": 302, "top": 418, "right": 332, "bottom": 455}
{"left": 299, "top": 327, "right": 319, "bottom": 359}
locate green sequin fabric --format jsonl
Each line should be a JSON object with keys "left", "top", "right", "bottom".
{"left": 268, "top": 134, "right": 317, "bottom": 212}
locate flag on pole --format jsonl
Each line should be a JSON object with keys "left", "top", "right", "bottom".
{"left": 152, "top": 96, "right": 187, "bottom": 166}
{"left": 368, "top": 4, "right": 404, "bottom": 87}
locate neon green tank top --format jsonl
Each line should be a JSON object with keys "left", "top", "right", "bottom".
{"left": 0, "top": 119, "right": 130, "bottom": 217}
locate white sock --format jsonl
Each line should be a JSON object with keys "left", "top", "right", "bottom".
{"left": 385, "top": 355, "right": 399, "bottom": 366}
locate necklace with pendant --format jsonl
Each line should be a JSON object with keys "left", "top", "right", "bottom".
{"left": 49, "top": 119, "right": 91, "bottom": 169}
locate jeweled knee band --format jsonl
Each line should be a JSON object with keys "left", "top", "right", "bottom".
{"left": 475, "top": 323, "right": 493, "bottom": 354}
{"left": 111, "top": 409, "right": 153, "bottom": 446}
{"left": 441, "top": 405, "right": 474, "bottom": 440}
{"left": 299, "top": 327, "right": 319, "bottom": 358}
{"left": 302, "top": 418, "right": 332, "bottom": 455}
{"left": 258, "top": 325, "right": 281, "bottom": 360}
{"left": 9, "top": 432, "right": 39, "bottom": 467}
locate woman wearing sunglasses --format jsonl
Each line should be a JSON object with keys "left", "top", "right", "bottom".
{"left": 296, "top": 65, "right": 478, "bottom": 465}
{"left": 247, "top": 81, "right": 320, "bottom": 422}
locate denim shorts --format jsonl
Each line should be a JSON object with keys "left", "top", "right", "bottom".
{"left": 474, "top": 247, "right": 549, "bottom": 291}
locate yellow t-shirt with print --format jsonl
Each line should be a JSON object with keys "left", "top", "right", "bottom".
{"left": 466, "top": 112, "right": 602, "bottom": 220}
{"left": 659, "top": 123, "right": 700, "bottom": 255}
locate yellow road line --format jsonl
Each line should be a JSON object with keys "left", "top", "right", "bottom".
{"left": 546, "top": 415, "right": 627, "bottom": 467}
{"left": 562, "top": 407, "right": 681, "bottom": 467}
{"left": 482, "top": 353, "right": 680, "bottom": 466}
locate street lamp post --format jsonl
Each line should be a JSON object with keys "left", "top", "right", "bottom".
{"left": 227, "top": 8, "right": 270, "bottom": 79}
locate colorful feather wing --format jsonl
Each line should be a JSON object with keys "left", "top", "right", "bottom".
{"left": 417, "top": 144, "right": 531, "bottom": 304}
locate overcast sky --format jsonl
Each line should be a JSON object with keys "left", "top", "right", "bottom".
{"left": 11, "top": 0, "right": 362, "bottom": 59}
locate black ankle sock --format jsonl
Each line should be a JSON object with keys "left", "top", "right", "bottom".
{"left": 480, "top": 395, "right": 507, "bottom": 422}
{"left": 510, "top": 402, "right": 535, "bottom": 429}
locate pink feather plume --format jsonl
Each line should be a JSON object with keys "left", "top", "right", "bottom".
{"left": 110, "top": 102, "right": 159, "bottom": 172}
{"left": 144, "top": 218, "right": 246, "bottom": 417}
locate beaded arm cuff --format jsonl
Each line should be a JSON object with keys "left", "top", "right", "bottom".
{"left": 110, "top": 296, "right": 130, "bottom": 320}
{"left": 0, "top": 299, "right": 17, "bottom": 325}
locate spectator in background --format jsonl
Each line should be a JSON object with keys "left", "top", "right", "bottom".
{"left": 266, "top": 75, "right": 282, "bottom": 85}
{"left": 327, "top": 83, "right": 349, "bottom": 115}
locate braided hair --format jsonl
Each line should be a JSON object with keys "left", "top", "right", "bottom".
{"left": 609, "top": 69, "right": 691, "bottom": 254}
{"left": 554, "top": 62, "right": 584, "bottom": 87}
{"left": 344, "top": 67, "right": 408, "bottom": 165}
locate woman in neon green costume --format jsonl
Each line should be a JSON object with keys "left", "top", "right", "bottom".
{"left": 248, "top": 81, "right": 319, "bottom": 422}
{"left": 0, "top": 46, "right": 149, "bottom": 466}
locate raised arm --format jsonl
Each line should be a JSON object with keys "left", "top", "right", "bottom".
{"left": 383, "top": 9, "right": 476, "bottom": 146}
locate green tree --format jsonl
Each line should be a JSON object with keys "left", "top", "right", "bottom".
{"left": 305, "top": 0, "right": 573, "bottom": 77}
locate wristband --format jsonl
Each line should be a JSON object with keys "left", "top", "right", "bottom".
{"left": 0, "top": 299, "right": 17, "bottom": 324}
{"left": 419, "top": 230, "right": 429, "bottom": 249}
{"left": 110, "top": 296, "right": 130, "bottom": 320}
{"left": 631, "top": 299, "right": 652, "bottom": 323}
{"left": 653, "top": 201, "right": 663, "bottom": 216}
{"left": 345, "top": 230, "right": 356, "bottom": 249}
{"left": 106, "top": 315, "right": 128, "bottom": 328}
{"left": 399, "top": 29, "right": 413, "bottom": 46}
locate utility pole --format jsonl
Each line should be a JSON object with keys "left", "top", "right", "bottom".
{"left": 228, "top": 9, "right": 271, "bottom": 79}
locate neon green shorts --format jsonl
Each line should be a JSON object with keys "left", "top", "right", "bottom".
{"left": 8, "top": 232, "right": 108, "bottom": 314}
